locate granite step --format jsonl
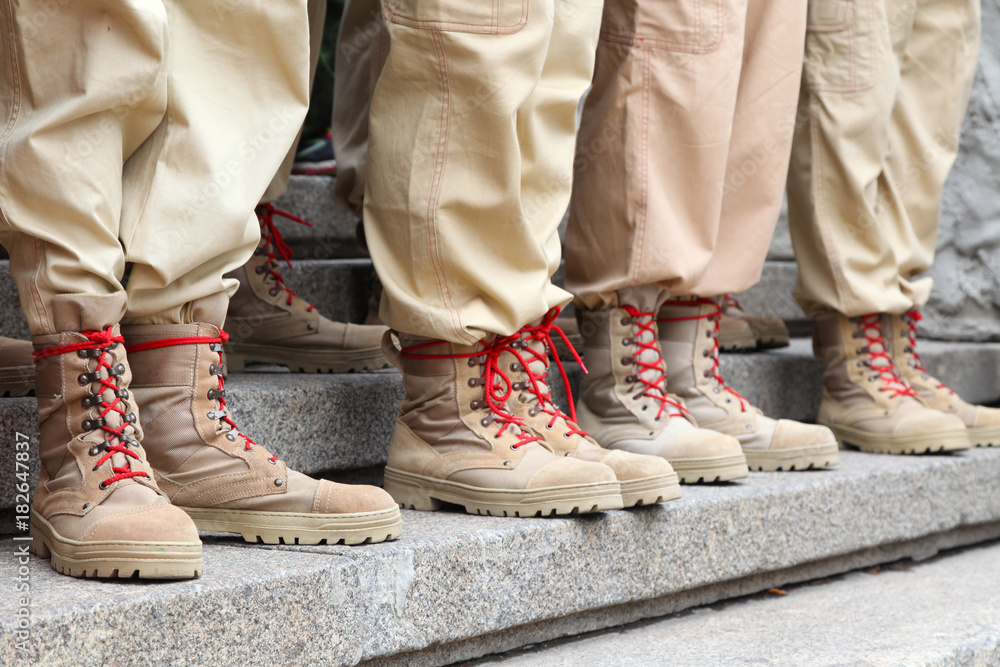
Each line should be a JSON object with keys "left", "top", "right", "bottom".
{"left": 470, "top": 538, "right": 1000, "bottom": 666}
{"left": 2, "top": 338, "right": 1000, "bottom": 520}
{"left": 3, "top": 448, "right": 1000, "bottom": 666}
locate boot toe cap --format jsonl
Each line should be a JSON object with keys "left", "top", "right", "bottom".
{"left": 658, "top": 429, "right": 742, "bottom": 460}
{"left": 312, "top": 480, "right": 399, "bottom": 514}
{"left": 527, "top": 458, "right": 617, "bottom": 489}
{"left": 82, "top": 503, "right": 201, "bottom": 544}
{"left": 771, "top": 420, "right": 837, "bottom": 451}
{"left": 597, "top": 449, "right": 676, "bottom": 481}
{"left": 893, "top": 409, "right": 966, "bottom": 436}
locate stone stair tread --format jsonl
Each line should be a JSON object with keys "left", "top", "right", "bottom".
{"left": 4, "top": 448, "right": 1000, "bottom": 665}
{"left": 475, "top": 538, "right": 1000, "bottom": 666}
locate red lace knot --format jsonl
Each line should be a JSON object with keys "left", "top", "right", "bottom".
{"left": 722, "top": 294, "right": 741, "bottom": 310}
{"left": 854, "top": 314, "right": 918, "bottom": 398}
{"left": 657, "top": 297, "right": 750, "bottom": 412}
{"left": 400, "top": 336, "right": 542, "bottom": 449}
{"left": 32, "top": 326, "right": 125, "bottom": 363}
{"left": 616, "top": 305, "right": 691, "bottom": 420}
{"left": 254, "top": 204, "right": 315, "bottom": 312}
{"left": 506, "top": 307, "right": 588, "bottom": 437}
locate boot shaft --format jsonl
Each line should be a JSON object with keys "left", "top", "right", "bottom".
{"left": 812, "top": 312, "right": 918, "bottom": 408}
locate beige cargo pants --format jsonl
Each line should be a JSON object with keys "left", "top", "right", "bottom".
{"left": 787, "top": 0, "right": 981, "bottom": 318}
{"left": 0, "top": 0, "right": 309, "bottom": 334}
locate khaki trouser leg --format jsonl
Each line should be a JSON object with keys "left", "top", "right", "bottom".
{"left": 566, "top": 0, "right": 748, "bottom": 309}
{"left": 261, "top": 0, "right": 328, "bottom": 205}
{"left": 364, "top": 0, "right": 603, "bottom": 344}
{"left": 331, "top": 0, "right": 386, "bottom": 219}
{"left": 696, "top": 0, "right": 808, "bottom": 297}
{"left": 788, "top": 0, "right": 980, "bottom": 318}
{"left": 118, "top": 1, "right": 309, "bottom": 327}
{"left": 0, "top": 0, "right": 168, "bottom": 333}
{"left": 0, "top": 1, "right": 309, "bottom": 334}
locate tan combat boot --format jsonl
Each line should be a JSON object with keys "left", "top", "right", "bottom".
{"left": 124, "top": 322, "right": 402, "bottom": 545}
{"left": 722, "top": 295, "right": 790, "bottom": 350}
{"left": 0, "top": 336, "right": 34, "bottom": 396}
{"left": 659, "top": 297, "right": 839, "bottom": 471}
{"left": 381, "top": 331, "right": 623, "bottom": 516}
{"left": 30, "top": 326, "right": 202, "bottom": 579}
{"left": 503, "top": 309, "right": 682, "bottom": 507}
{"left": 223, "top": 204, "right": 388, "bottom": 373}
{"left": 812, "top": 313, "right": 968, "bottom": 454}
{"left": 575, "top": 288, "right": 748, "bottom": 484}
{"left": 887, "top": 310, "right": 1000, "bottom": 448}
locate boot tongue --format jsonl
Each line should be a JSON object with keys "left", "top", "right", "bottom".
{"left": 516, "top": 334, "right": 552, "bottom": 408}
{"left": 628, "top": 311, "right": 668, "bottom": 401}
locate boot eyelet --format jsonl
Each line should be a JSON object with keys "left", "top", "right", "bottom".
{"left": 270, "top": 458, "right": 278, "bottom": 465}
{"left": 545, "top": 424, "right": 554, "bottom": 430}
{"left": 503, "top": 459, "right": 513, "bottom": 465}
{"left": 703, "top": 371, "right": 711, "bottom": 377}
{"left": 78, "top": 372, "right": 99, "bottom": 385}
{"left": 88, "top": 446, "right": 102, "bottom": 456}
{"left": 470, "top": 400, "right": 480, "bottom": 409}
{"left": 641, "top": 405, "right": 648, "bottom": 411}
{"left": 713, "top": 388, "right": 721, "bottom": 394}
{"left": 274, "top": 478, "right": 284, "bottom": 487}
{"left": 226, "top": 432, "right": 237, "bottom": 441}
{"left": 468, "top": 358, "right": 477, "bottom": 367}
{"left": 510, "top": 363, "right": 520, "bottom": 372}
{"left": 494, "top": 433, "right": 503, "bottom": 439}
{"left": 528, "top": 408, "right": 538, "bottom": 417}
{"left": 115, "top": 388, "right": 129, "bottom": 399}
{"left": 481, "top": 418, "right": 490, "bottom": 427}
{"left": 269, "top": 288, "right": 280, "bottom": 297}
{"left": 625, "top": 376, "right": 634, "bottom": 384}
{"left": 562, "top": 432, "right": 571, "bottom": 438}
{"left": 468, "top": 379, "right": 479, "bottom": 388}
{"left": 621, "top": 338, "right": 631, "bottom": 346}
{"left": 620, "top": 317, "right": 631, "bottom": 325}
{"left": 620, "top": 358, "right": 631, "bottom": 366}
{"left": 99, "top": 481, "right": 110, "bottom": 490}
{"left": 702, "top": 350, "right": 710, "bottom": 357}
{"left": 255, "top": 266, "right": 266, "bottom": 274}
{"left": 82, "top": 503, "right": 90, "bottom": 510}
{"left": 81, "top": 395, "right": 99, "bottom": 408}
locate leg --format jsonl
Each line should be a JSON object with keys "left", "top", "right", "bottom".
{"left": 0, "top": 0, "right": 201, "bottom": 579}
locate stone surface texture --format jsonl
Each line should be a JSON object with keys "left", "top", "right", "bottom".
{"left": 472, "top": 540, "right": 1000, "bottom": 666}
{"left": 3, "top": 449, "right": 1000, "bottom": 666}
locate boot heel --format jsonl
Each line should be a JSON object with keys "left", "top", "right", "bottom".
{"left": 384, "top": 476, "right": 443, "bottom": 511}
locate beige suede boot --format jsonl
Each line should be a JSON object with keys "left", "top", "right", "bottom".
{"left": 381, "top": 331, "right": 623, "bottom": 516}
{"left": 887, "top": 310, "right": 1000, "bottom": 448}
{"left": 812, "top": 313, "right": 968, "bottom": 454}
{"left": 503, "top": 310, "right": 682, "bottom": 507}
{"left": 0, "top": 336, "right": 34, "bottom": 396}
{"left": 659, "top": 297, "right": 839, "bottom": 471}
{"left": 223, "top": 204, "right": 388, "bottom": 373}
{"left": 575, "top": 288, "right": 748, "bottom": 484}
{"left": 124, "top": 323, "right": 401, "bottom": 545}
{"left": 722, "top": 295, "right": 790, "bottom": 350}
{"left": 30, "top": 326, "right": 202, "bottom": 579}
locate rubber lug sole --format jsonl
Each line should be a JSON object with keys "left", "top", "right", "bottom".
{"left": 0, "top": 366, "right": 34, "bottom": 397}
{"left": 661, "top": 455, "right": 749, "bottom": 484}
{"left": 822, "top": 422, "right": 970, "bottom": 455}
{"left": 619, "top": 472, "right": 682, "bottom": 507}
{"left": 743, "top": 442, "right": 839, "bottom": 472}
{"left": 30, "top": 511, "right": 202, "bottom": 580}
{"left": 180, "top": 506, "right": 402, "bottom": 545}
{"left": 383, "top": 467, "right": 623, "bottom": 516}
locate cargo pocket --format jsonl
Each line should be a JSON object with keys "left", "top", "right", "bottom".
{"left": 599, "top": 0, "right": 724, "bottom": 54}
{"left": 804, "top": 0, "right": 876, "bottom": 92}
{"left": 383, "top": 0, "right": 528, "bottom": 34}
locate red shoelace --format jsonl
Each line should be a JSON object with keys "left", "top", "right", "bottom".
{"left": 619, "top": 305, "right": 691, "bottom": 420}
{"left": 508, "top": 308, "right": 588, "bottom": 438}
{"left": 854, "top": 314, "right": 918, "bottom": 398}
{"left": 33, "top": 327, "right": 149, "bottom": 489}
{"left": 126, "top": 331, "right": 278, "bottom": 462}
{"left": 901, "top": 310, "right": 951, "bottom": 393}
{"left": 256, "top": 203, "right": 315, "bottom": 312}
{"left": 657, "top": 298, "right": 750, "bottom": 412}
{"left": 400, "top": 336, "right": 542, "bottom": 449}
